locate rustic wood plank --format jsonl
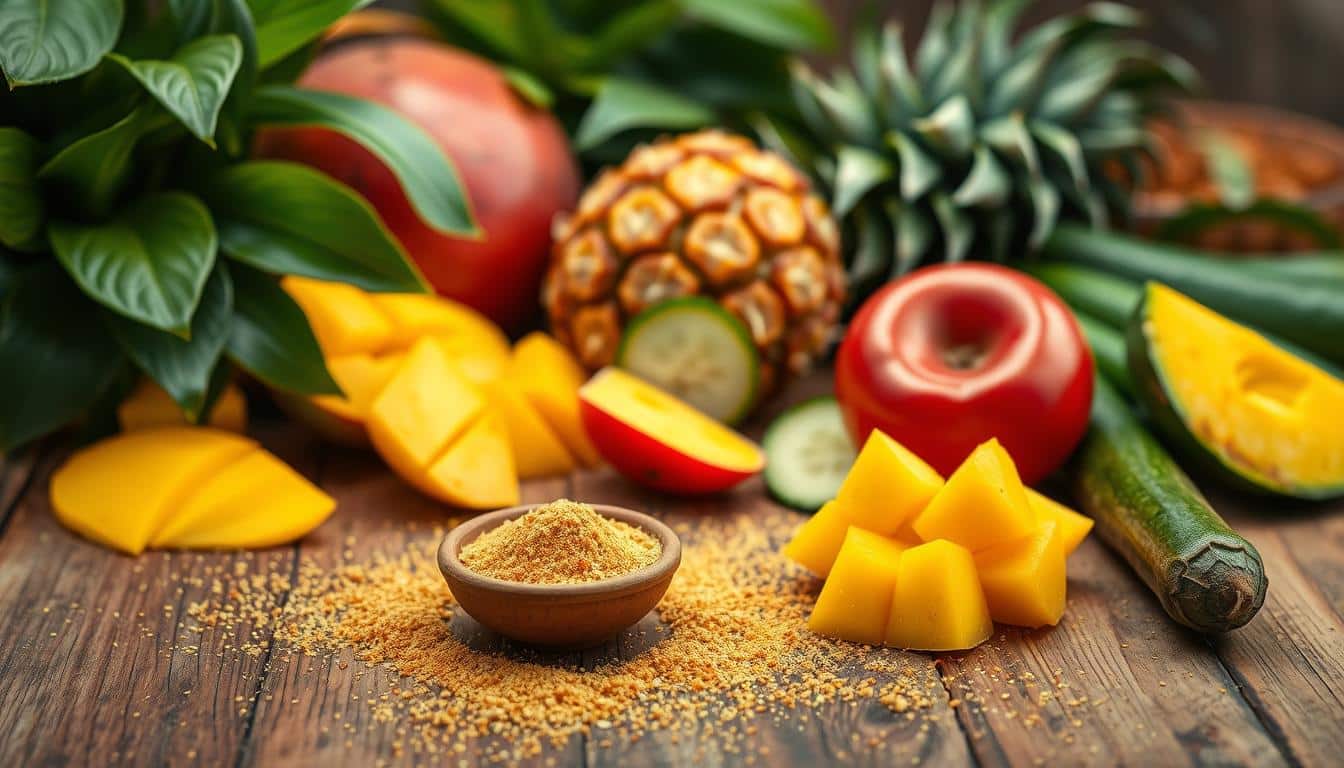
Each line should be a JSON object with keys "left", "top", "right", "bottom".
{"left": 938, "top": 530, "right": 1287, "bottom": 767}
{"left": 0, "top": 446, "right": 43, "bottom": 529}
{"left": 239, "top": 449, "right": 582, "bottom": 767}
{"left": 0, "top": 426, "right": 318, "bottom": 767}
{"left": 1211, "top": 491, "right": 1344, "bottom": 768}
{"left": 572, "top": 468, "right": 977, "bottom": 768}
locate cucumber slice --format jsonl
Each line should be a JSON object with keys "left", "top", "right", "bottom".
{"left": 616, "top": 297, "right": 759, "bottom": 424}
{"left": 763, "top": 397, "right": 857, "bottom": 512}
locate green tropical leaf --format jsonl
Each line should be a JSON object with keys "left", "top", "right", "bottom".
{"left": 680, "top": 0, "right": 834, "bottom": 52}
{"left": 213, "top": 0, "right": 259, "bottom": 156}
{"left": 981, "top": 0, "right": 1031, "bottom": 75}
{"left": 107, "top": 265, "right": 233, "bottom": 419}
{"left": 0, "top": 127, "right": 44, "bottom": 251}
{"left": 930, "top": 192, "right": 973, "bottom": 261}
{"left": 1031, "top": 119, "right": 1089, "bottom": 192}
{"left": 575, "top": 77, "right": 714, "bottom": 150}
{"left": 980, "top": 113, "right": 1040, "bottom": 174}
{"left": 37, "top": 105, "right": 168, "bottom": 217}
{"left": 889, "top": 131, "right": 942, "bottom": 201}
{"left": 48, "top": 192, "right": 217, "bottom": 335}
{"left": 0, "top": 265, "right": 123, "bottom": 452}
{"left": 878, "top": 23, "right": 923, "bottom": 120}
{"left": 250, "top": 0, "right": 362, "bottom": 69}
{"left": 204, "top": 160, "right": 425, "bottom": 292}
{"left": 914, "top": 1, "right": 955, "bottom": 80}
{"left": 250, "top": 84, "right": 478, "bottom": 236}
{"left": 831, "top": 145, "right": 893, "bottom": 218}
{"left": 912, "top": 95, "right": 975, "bottom": 157}
{"left": 888, "top": 198, "right": 932, "bottom": 276}
{"left": 845, "top": 204, "right": 889, "bottom": 292}
{"left": 426, "top": 0, "right": 530, "bottom": 63}
{"left": 1027, "top": 175, "right": 1061, "bottom": 249}
{"left": 108, "top": 34, "right": 242, "bottom": 145}
{"left": 226, "top": 261, "right": 340, "bottom": 395}
{"left": 1197, "top": 131, "right": 1255, "bottom": 210}
{"left": 0, "top": 0, "right": 124, "bottom": 86}
{"left": 581, "top": 0, "right": 680, "bottom": 70}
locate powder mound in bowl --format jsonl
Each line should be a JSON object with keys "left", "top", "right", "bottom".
{"left": 458, "top": 499, "right": 661, "bottom": 584}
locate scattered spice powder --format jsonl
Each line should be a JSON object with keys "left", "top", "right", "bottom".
{"left": 458, "top": 499, "right": 660, "bottom": 584}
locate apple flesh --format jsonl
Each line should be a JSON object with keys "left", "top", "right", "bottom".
{"left": 579, "top": 368, "right": 764, "bottom": 494}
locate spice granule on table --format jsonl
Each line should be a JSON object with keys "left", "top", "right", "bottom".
{"left": 459, "top": 499, "right": 660, "bottom": 584}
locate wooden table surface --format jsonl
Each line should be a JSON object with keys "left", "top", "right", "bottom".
{"left": 0, "top": 371, "right": 1341, "bottom": 767}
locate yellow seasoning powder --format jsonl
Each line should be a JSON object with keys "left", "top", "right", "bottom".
{"left": 458, "top": 499, "right": 661, "bottom": 584}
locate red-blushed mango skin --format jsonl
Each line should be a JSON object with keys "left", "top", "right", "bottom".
{"left": 578, "top": 399, "right": 762, "bottom": 495}
{"left": 835, "top": 264, "right": 1093, "bottom": 485}
{"left": 254, "top": 39, "right": 580, "bottom": 333}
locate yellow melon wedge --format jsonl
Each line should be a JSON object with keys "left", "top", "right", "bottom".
{"left": 117, "top": 379, "right": 248, "bottom": 433}
{"left": 974, "top": 520, "right": 1067, "bottom": 629}
{"left": 808, "top": 528, "right": 907, "bottom": 645}
{"left": 49, "top": 428, "right": 257, "bottom": 555}
{"left": 367, "top": 339, "right": 485, "bottom": 479}
{"left": 282, "top": 276, "right": 394, "bottom": 356}
{"left": 885, "top": 539, "right": 993, "bottom": 652}
{"left": 511, "top": 332, "right": 601, "bottom": 467}
{"left": 151, "top": 451, "right": 335, "bottom": 549}
{"left": 488, "top": 381, "right": 576, "bottom": 479}
{"left": 423, "top": 412, "right": 519, "bottom": 509}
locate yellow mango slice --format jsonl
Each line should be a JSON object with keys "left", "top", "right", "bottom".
{"left": 782, "top": 430, "right": 942, "bottom": 577}
{"left": 974, "top": 520, "right": 1067, "bottom": 628}
{"left": 117, "top": 379, "right": 248, "bottom": 434}
{"left": 1026, "top": 488, "right": 1092, "bottom": 556}
{"left": 150, "top": 451, "right": 334, "bottom": 549}
{"left": 372, "top": 293, "right": 510, "bottom": 380}
{"left": 367, "top": 339, "right": 485, "bottom": 475}
{"left": 808, "top": 528, "right": 907, "bottom": 645}
{"left": 511, "top": 332, "right": 601, "bottom": 467}
{"left": 885, "top": 539, "right": 993, "bottom": 651}
{"left": 282, "top": 276, "right": 393, "bottom": 356}
{"left": 488, "top": 381, "right": 576, "bottom": 479}
{"left": 423, "top": 412, "right": 519, "bottom": 508}
{"left": 912, "top": 438, "right": 1036, "bottom": 552}
{"left": 314, "top": 353, "right": 406, "bottom": 426}
{"left": 49, "top": 428, "right": 257, "bottom": 555}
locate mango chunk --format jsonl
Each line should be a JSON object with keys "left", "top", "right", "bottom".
{"left": 368, "top": 339, "right": 485, "bottom": 473}
{"left": 50, "top": 428, "right": 257, "bottom": 555}
{"left": 782, "top": 431, "right": 942, "bottom": 577}
{"left": 150, "top": 450, "right": 335, "bottom": 549}
{"left": 808, "top": 528, "right": 907, "bottom": 645}
{"left": 488, "top": 381, "right": 576, "bottom": 479}
{"left": 885, "top": 540, "right": 993, "bottom": 651}
{"left": 372, "top": 294, "right": 510, "bottom": 385}
{"left": 423, "top": 412, "right": 519, "bottom": 508}
{"left": 1026, "top": 488, "right": 1092, "bottom": 556}
{"left": 282, "top": 276, "right": 393, "bottom": 356}
{"left": 912, "top": 438, "right": 1036, "bottom": 552}
{"left": 117, "top": 379, "right": 248, "bottom": 434}
{"left": 974, "top": 520, "right": 1067, "bottom": 628}
{"left": 511, "top": 332, "right": 601, "bottom": 467}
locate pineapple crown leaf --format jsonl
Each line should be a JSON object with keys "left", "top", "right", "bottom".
{"left": 779, "top": 0, "right": 1194, "bottom": 294}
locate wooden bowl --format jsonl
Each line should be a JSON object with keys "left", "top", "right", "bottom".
{"left": 437, "top": 504, "right": 682, "bottom": 649}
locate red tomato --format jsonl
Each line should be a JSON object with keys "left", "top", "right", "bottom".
{"left": 834, "top": 264, "right": 1093, "bottom": 485}
{"left": 255, "top": 39, "right": 580, "bottom": 334}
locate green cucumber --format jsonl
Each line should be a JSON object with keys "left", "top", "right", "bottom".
{"left": 1031, "top": 261, "right": 1344, "bottom": 380}
{"left": 1074, "top": 376, "right": 1267, "bottom": 633}
{"left": 1072, "top": 310, "right": 1132, "bottom": 397}
{"left": 1041, "top": 224, "right": 1344, "bottom": 366}
{"left": 762, "top": 397, "right": 856, "bottom": 512}
{"left": 616, "top": 297, "right": 759, "bottom": 425}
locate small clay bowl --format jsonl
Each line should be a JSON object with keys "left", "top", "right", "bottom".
{"left": 437, "top": 504, "right": 681, "bottom": 649}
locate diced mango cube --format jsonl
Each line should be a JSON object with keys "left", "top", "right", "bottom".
{"left": 367, "top": 339, "right": 484, "bottom": 473}
{"left": 885, "top": 540, "right": 993, "bottom": 651}
{"left": 423, "top": 412, "right": 519, "bottom": 509}
{"left": 150, "top": 451, "right": 335, "bottom": 549}
{"left": 808, "top": 528, "right": 907, "bottom": 645}
{"left": 511, "top": 332, "right": 601, "bottom": 467}
{"left": 1026, "top": 488, "right": 1092, "bottom": 556}
{"left": 488, "top": 381, "right": 576, "bottom": 479}
{"left": 974, "top": 520, "right": 1067, "bottom": 628}
{"left": 282, "top": 276, "right": 394, "bottom": 356}
{"left": 782, "top": 431, "right": 942, "bottom": 576}
{"left": 912, "top": 438, "right": 1036, "bottom": 552}
{"left": 833, "top": 430, "right": 944, "bottom": 535}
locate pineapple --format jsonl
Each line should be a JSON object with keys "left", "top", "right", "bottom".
{"left": 761, "top": 0, "right": 1196, "bottom": 299}
{"left": 544, "top": 130, "right": 846, "bottom": 397}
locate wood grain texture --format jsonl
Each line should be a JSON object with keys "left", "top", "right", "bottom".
{"left": 0, "top": 370, "right": 1342, "bottom": 766}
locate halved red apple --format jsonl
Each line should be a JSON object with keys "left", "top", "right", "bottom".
{"left": 578, "top": 368, "right": 764, "bottom": 494}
